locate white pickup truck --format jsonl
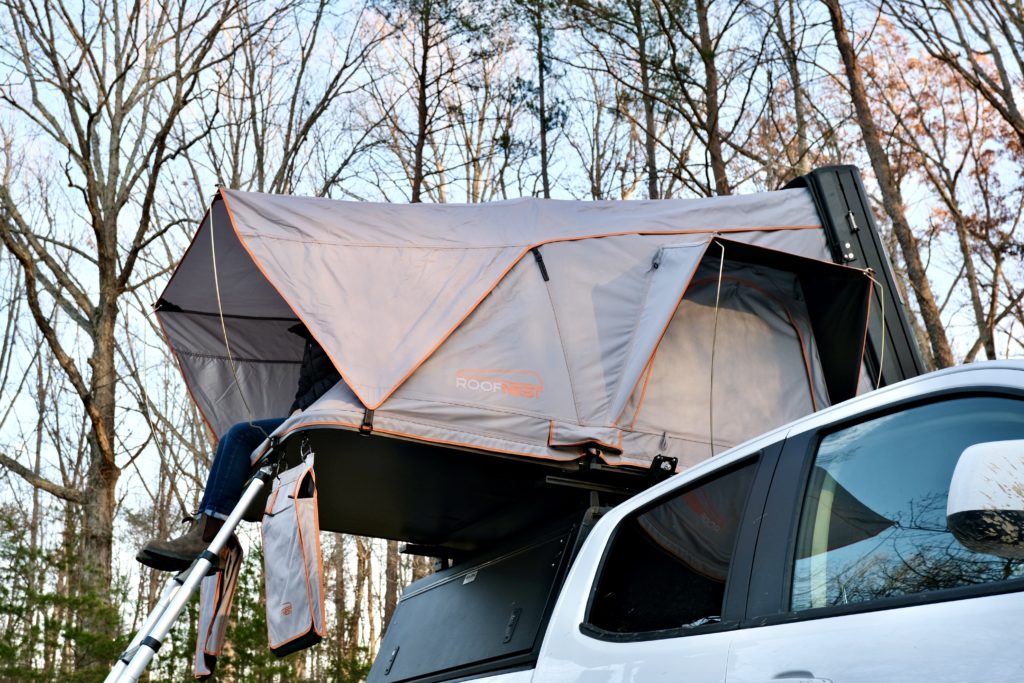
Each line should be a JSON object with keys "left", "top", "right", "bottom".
{"left": 370, "top": 361, "right": 1024, "bottom": 683}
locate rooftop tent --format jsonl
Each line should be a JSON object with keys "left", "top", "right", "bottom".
{"left": 157, "top": 184, "right": 876, "bottom": 547}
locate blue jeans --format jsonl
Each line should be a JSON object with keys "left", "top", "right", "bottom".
{"left": 198, "top": 418, "right": 286, "bottom": 518}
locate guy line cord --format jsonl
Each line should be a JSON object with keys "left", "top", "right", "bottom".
{"left": 210, "top": 196, "right": 270, "bottom": 441}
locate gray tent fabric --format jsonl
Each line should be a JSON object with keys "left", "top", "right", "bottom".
{"left": 157, "top": 188, "right": 872, "bottom": 472}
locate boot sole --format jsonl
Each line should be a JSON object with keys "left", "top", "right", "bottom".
{"left": 136, "top": 535, "right": 239, "bottom": 573}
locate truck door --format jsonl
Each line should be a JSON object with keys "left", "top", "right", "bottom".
{"left": 532, "top": 443, "right": 781, "bottom": 683}
{"left": 727, "top": 394, "right": 1024, "bottom": 683}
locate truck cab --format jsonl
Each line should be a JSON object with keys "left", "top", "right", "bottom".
{"left": 372, "top": 361, "right": 1024, "bottom": 683}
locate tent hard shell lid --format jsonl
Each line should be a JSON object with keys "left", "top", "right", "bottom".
{"left": 156, "top": 166, "right": 922, "bottom": 549}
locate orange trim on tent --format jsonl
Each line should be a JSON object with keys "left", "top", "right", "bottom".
{"left": 290, "top": 470, "right": 315, "bottom": 645}
{"left": 525, "top": 224, "right": 821, "bottom": 249}
{"left": 625, "top": 356, "right": 657, "bottom": 431}
{"left": 310, "top": 467, "right": 326, "bottom": 636}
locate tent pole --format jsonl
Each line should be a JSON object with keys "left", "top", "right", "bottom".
{"left": 110, "top": 444, "right": 284, "bottom": 682}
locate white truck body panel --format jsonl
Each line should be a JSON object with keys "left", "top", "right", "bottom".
{"left": 465, "top": 363, "right": 1024, "bottom": 683}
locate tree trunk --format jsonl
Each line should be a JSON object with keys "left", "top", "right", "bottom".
{"left": 333, "top": 537, "right": 349, "bottom": 659}
{"left": 383, "top": 540, "right": 400, "bottom": 628}
{"left": 776, "top": 0, "right": 810, "bottom": 179}
{"left": 77, "top": 302, "right": 120, "bottom": 666}
{"left": 696, "top": 0, "right": 731, "bottom": 195}
{"left": 535, "top": 3, "right": 552, "bottom": 199}
{"left": 630, "top": 0, "right": 660, "bottom": 199}
{"left": 824, "top": 0, "right": 954, "bottom": 367}
{"left": 412, "top": 1, "right": 433, "bottom": 203}
{"left": 349, "top": 537, "right": 367, "bottom": 651}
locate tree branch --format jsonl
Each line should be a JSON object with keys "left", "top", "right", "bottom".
{"left": 0, "top": 451, "right": 85, "bottom": 504}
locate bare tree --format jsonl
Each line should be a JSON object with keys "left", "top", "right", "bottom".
{"left": 507, "top": 0, "right": 563, "bottom": 198}
{"left": 861, "top": 24, "right": 1024, "bottom": 361}
{"left": 822, "top": 0, "right": 955, "bottom": 368}
{"left": 0, "top": 0, "right": 278, "bottom": 659}
{"left": 884, "top": 0, "right": 1024, "bottom": 151}
{"left": 569, "top": 0, "right": 665, "bottom": 198}
{"left": 563, "top": 63, "right": 648, "bottom": 199}
{"left": 383, "top": 540, "right": 400, "bottom": 627}
{"left": 190, "top": 1, "right": 389, "bottom": 198}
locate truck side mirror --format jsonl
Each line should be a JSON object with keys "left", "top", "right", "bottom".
{"left": 946, "top": 439, "right": 1024, "bottom": 560}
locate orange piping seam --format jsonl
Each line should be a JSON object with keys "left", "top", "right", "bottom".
{"left": 292, "top": 470, "right": 315, "bottom": 643}
{"left": 311, "top": 470, "right": 325, "bottom": 635}
{"left": 626, "top": 357, "right": 657, "bottom": 431}
{"left": 523, "top": 224, "right": 820, "bottom": 250}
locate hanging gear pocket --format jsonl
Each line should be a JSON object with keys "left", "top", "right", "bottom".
{"left": 262, "top": 452, "right": 325, "bottom": 657}
{"left": 194, "top": 540, "right": 244, "bottom": 679}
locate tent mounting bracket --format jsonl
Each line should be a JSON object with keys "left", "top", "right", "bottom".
{"left": 649, "top": 455, "right": 677, "bottom": 481}
{"left": 544, "top": 475, "right": 634, "bottom": 496}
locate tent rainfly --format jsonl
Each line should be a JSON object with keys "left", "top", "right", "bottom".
{"left": 157, "top": 188, "right": 874, "bottom": 477}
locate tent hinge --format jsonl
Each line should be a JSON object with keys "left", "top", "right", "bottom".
{"left": 359, "top": 408, "right": 375, "bottom": 436}
{"left": 531, "top": 247, "right": 550, "bottom": 281}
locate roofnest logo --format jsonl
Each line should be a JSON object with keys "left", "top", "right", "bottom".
{"left": 455, "top": 369, "right": 544, "bottom": 399}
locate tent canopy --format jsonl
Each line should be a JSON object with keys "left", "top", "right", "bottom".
{"left": 157, "top": 188, "right": 872, "bottom": 480}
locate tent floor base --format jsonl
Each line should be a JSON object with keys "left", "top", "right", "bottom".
{"left": 243, "top": 428, "right": 645, "bottom": 555}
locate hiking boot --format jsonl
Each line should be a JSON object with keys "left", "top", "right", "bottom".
{"left": 136, "top": 515, "right": 234, "bottom": 573}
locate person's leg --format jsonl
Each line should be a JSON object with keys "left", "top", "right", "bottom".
{"left": 137, "top": 417, "right": 286, "bottom": 571}
{"left": 197, "top": 417, "right": 286, "bottom": 519}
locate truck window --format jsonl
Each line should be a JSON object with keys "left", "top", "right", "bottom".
{"left": 587, "top": 459, "right": 758, "bottom": 634}
{"left": 791, "top": 396, "right": 1024, "bottom": 612}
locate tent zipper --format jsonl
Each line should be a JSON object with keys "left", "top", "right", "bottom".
{"left": 530, "top": 247, "right": 550, "bottom": 281}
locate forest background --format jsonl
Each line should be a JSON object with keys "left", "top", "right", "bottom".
{"left": 0, "top": 0, "right": 1022, "bottom": 680}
